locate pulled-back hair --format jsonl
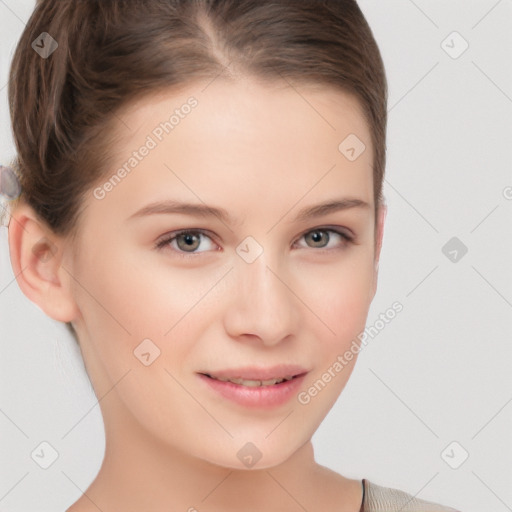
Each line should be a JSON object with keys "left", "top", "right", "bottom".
{"left": 8, "top": 0, "right": 387, "bottom": 339}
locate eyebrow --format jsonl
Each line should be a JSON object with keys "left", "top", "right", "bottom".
{"left": 127, "top": 197, "right": 371, "bottom": 224}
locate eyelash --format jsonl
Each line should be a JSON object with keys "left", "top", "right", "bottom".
{"left": 154, "top": 227, "right": 354, "bottom": 259}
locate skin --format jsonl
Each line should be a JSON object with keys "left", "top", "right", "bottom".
{"left": 9, "top": 77, "right": 386, "bottom": 512}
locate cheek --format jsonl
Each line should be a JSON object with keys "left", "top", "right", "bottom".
{"left": 302, "top": 252, "right": 375, "bottom": 340}
{"left": 71, "top": 253, "right": 209, "bottom": 404}
{"left": 74, "top": 246, "right": 221, "bottom": 339}
{"left": 297, "top": 262, "right": 374, "bottom": 411}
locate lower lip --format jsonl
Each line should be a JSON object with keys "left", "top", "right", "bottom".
{"left": 198, "top": 373, "right": 307, "bottom": 408}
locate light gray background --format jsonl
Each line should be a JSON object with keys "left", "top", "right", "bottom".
{"left": 1, "top": 1, "right": 511, "bottom": 511}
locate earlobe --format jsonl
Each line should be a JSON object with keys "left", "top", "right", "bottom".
{"left": 7, "top": 202, "right": 79, "bottom": 323}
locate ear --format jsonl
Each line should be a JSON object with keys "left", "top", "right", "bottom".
{"left": 370, "top": 202, "right": 387, "bottom": 300}
{"left": 7, "top": 201, "right": 80, "bottom": 323}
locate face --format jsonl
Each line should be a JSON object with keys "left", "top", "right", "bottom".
{"left": 62, "top": 78, "right": 384, "bottom": 469}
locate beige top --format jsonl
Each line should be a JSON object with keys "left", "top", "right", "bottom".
{"left": 360, "top": 479, "right": 461, "bottom": 511}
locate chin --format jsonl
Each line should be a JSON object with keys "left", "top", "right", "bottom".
{"left": 196, "top": 433, "right": 309, "bottom": 471}
{"left": 206, "top": 452, "right": 293, "bottom": 471}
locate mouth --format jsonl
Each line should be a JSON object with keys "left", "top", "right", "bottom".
{"left": 197, "top": 366, "right": 309, "bottom": 408}
{"left": 201, "top": 373, "right": 299, "bottom": 387}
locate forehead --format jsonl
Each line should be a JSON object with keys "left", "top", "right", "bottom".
{"left": 120, "top": 78, "right": 370, "bottom": 148}
{"left": 84, "top": 78, "right": 374, "bottom": 227}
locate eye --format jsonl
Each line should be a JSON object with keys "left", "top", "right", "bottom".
{"left": 155, "top": 229, "right": 218, "bottom": 257}
{"left": 294, "top": 228, "right": 353, "bottom": 250}
{"left": 155, "top": 226, "right": 354, "bottom": 258}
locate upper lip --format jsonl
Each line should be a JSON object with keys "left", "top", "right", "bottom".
{"left": 199, "top": 365, "right": 309, "bottom": 381}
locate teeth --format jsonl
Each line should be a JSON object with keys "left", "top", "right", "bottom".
{"left": 210, "top": 375, "right": 295, "bottom": 386}
{"left": 261, "top": 378, "right": 281, "bottom": 386}
{"left": 233, "top": 378, "right": 263, "bottom": 387}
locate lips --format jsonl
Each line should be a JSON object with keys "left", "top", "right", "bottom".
{"left": 197, "top": 365, "right": 309, "bottom": 408}
{"left": 204, "top": 374, "right": 296, "bottom": 387}
{"left": 199, "top": 365, "right": 308, "bottom": 386}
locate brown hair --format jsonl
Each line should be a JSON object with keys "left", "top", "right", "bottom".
{"left": 8, "top": 0, "right": 387, "bottom": 340}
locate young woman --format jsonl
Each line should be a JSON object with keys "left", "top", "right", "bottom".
{"left": 4, "top": 1, "right": 461, "bottom": 510}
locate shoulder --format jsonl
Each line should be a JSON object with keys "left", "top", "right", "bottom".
{"left": 361, "top": 479, "right": 462, "bottom": 512}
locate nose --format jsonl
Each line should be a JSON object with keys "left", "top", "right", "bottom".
{"left": 223, "top": 249, "right": 300, "bottom": 347}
